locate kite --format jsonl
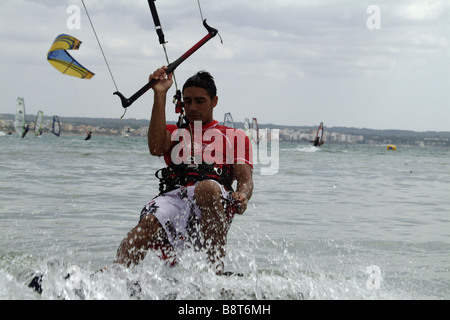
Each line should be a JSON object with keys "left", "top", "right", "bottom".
{"left": 47, "top": 34, "right": 94, "bottom": 79}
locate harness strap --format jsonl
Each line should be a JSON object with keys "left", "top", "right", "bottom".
{"left": 155, "top": 163, "right": 233, "bottom": 194}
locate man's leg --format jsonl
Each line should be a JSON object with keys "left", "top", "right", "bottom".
{"left": 194, "top": 180, "right": 228, "bottom": 275}
{"left": 115, "top": 214, "right": 172, "bottom": 267}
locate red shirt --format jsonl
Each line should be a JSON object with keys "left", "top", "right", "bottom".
{"left": 164, "top": 120, "right": 253, "bottom": 169}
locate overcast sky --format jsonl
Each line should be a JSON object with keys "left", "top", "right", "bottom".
{"left": 0, "top": 0, "right": 449, "bottom": 131}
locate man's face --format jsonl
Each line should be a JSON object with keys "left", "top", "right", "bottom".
{"left": 183, "top": 87, "right": 218, "bottom": 125}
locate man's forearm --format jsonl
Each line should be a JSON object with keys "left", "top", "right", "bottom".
{"left": 148, "top": 91, "right": 168, "bottom": 156}
{"left": 235, "top": 164, "right": 254, "bottom": 201}
{"left": 236, "top": 179, "right": 253, "bottom": 200}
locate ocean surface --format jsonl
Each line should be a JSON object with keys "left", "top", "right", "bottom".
{"left": 1, "top": 133, "right": 449, "bottom": 300}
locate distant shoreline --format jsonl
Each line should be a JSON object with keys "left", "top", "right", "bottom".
{"left": 1, "top": 113, "right": 449, "bottom": 147}
{"left": 2, "top": 112, "right": 449, "bottom": 133}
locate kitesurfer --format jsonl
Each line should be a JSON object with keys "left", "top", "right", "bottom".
{"left": 115, "top": 66, "right": 254, "bottom": 275}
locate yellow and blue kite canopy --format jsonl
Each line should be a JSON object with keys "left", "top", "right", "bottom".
{"left": 47, "top": 34, "right": 95, "bottom": 79}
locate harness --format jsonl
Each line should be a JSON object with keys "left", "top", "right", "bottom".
{"left": 154, "top": 94, "right": 236, "bottom": 194}
{"left": 155, "top": 162, "right": 234, "bottom": 195}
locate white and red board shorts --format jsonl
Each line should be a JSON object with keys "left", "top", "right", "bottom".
{"left": 139, "top": 181, "right": 236, "bottom": 266}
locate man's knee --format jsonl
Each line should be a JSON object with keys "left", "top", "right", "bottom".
{"left": 138, "top": 214, "right": 166, "bottom": 243}
{"left": 194, "top": 180, "right": 222, "bottom": 207}
{"left": 139, "top": 214, "right": 157, "bottom": 229}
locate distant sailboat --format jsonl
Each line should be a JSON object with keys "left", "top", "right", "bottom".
{"left": 223, "top": 112, "right": 235, "bottom": 128}
{"left": 243, "top": 118, "right": 250, "bottom": 139}
{"left": 311, "top": 122, "right": 324, "bottom": 147}
{"left": 251, "top": 117, "right": 259, "bottom": 145}
{"left": 122, "top": 127, "right": 131, "bottom": 138}
{"left": 14, "top": 97, "right": 27, "bottom": 138}
{"left": 34, "top": 111, "right": 44, "bottom": 136}
{"left": 52, "top": 116, "right": 61, "bottom": 137}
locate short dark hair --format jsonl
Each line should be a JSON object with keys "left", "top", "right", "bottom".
{"left": 182, "top": 71, "right": 217, "bottom": 98}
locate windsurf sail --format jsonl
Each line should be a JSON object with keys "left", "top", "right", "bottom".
{"left": 223, "top": 112, "right": 235, "bottom": 128}
{"left": 251, "top": 117, "right": 259, "bottom": 145}
{"left": 14, "top": 97, "right": 26, "bottom": 137}
{"left": 52, "top": 116, "right": 61, "bottom": 137}
{"left": 312, "top": 122, "right": 324, "bottom": 146}
{"left": 34, "top": 111, "right": 44, "bottom": 136}
{"left": 47, "top": 34, "right": 95, "bottom": 79}
{"left": 244, "top": 118, "right": 250, "bottom": 138}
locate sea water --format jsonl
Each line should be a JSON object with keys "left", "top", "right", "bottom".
{"left": 0, "top": 134, "right": 449, "bottom": 300}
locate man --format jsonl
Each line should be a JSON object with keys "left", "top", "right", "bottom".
{"left": 115, "top": 66, "right": 253, "bottom": 275}
{"left": 311, "top": 136, "right": 323, "bottom": 147}
{"left": 22, "top": 124, "right": 29, "bottom": 138}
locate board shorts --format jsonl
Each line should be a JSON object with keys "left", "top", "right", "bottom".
{"left": 139, "top": 180, "right": 236, "bottom": 266}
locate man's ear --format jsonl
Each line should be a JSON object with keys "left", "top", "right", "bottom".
{"left": 212, "top": 96, "right": 218, "bottom": 109}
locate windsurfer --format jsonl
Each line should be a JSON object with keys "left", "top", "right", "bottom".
{"left": 84, "top": 131, "right": 92, "bottom": 140}
{"left": 21, "top": 125, "right": 29, "bottom": 139}
{"left": 311, "top": 136, "right": 323, "bottom": 147}
{"left": 115, "top": 66, "right": 254, "bottom": 275}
